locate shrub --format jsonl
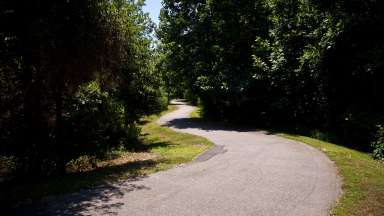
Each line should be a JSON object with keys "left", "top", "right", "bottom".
{"left": 65, "top": 81, "right": 140, "bottom": 159}
{"left": 66, "top": 155, "right": 97, "bottom": 173}
{"left": 340, "top": 112, "right": 379, "bottom": 151}
{"left": 371, "top": 125, "right": 384, "bottom": 161}
{"left": 0, "top": 156, "right": 18, "bottom": 179}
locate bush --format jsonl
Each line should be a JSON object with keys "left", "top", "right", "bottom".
{"left": 371, "top": 125, "right": 384, "bottom": 161}
{"left": 66, "top": 155, "right": 97, "bottom": 173}
{"left": 340, "top": 112, "right": 380, "bottom": 151}
{"left": 0, "top": 156, "right": 18, "bottom": 179}
{"left": 65, "top": 81, "right": 140, "bottom": 159}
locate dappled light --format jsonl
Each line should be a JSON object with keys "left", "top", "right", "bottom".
{"left": 1, "top": 0, "right": 383, "bottom": 215}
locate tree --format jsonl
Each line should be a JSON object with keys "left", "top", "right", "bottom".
{"left": 0, "top": 0, "right": 166, "bottom": 176}
{"left": 158, "top": 0, "right": 384, "bottom": 152}
{"left": 159, "top": 0, "right": 270, "bottom": 119}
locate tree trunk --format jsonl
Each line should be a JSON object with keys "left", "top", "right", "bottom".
{"left": 167, "top": 91, "right": 171, "bottom": 104}
{"left": 21, "top": 67, "right": 46, "bottom": 177}
{"left": 55, "top": 81, "right": 66, "bottom": 175}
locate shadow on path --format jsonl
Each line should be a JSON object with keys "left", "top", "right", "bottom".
{"left": 4, "top": 160, "right": 155, "bottom": 216}
{"left": 163, "top": 117, "right": 260, "bottom": 133}
{"left": 7, "top": 178, "right": 150, "bottom": 216}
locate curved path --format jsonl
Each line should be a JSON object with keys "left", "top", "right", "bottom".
{"left": 13, "top": 101, "right": 341, "bottom": 216}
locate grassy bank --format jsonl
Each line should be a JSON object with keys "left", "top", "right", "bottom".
{"left": 190, "top": 106, "right": 203, "bottom": 119}
{"left": 139, "top": 105, "right": 213, "bottom": 173}
{"left": 281, "top": 134, "right": 384, "bottom": 216}
{"left": 190, "top": 106, "right": 383, "bottom": 215}
{"left": 2, "top": 105, "right": 213, "bottom": 206}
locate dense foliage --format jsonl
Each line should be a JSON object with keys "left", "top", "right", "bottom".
{"left": 0, "top": 0, "right": 166, "bottom": 177}
{"left": 372, "top": 125, "right": 384, "bottom": 161}
{"left": 159, "top": 0, "right": 384, "bottom": 153}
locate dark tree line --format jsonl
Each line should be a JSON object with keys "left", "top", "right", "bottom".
{"left": 158, "top": 0, "right": 384, "bottom": 157}
{"left": 0, "top": 0, "right": 167, "bottom": 177}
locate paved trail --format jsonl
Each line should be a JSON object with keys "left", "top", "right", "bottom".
{"left": 12, "top": 101, "right": 341, "bottom": 216}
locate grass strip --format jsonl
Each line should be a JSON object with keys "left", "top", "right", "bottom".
{"left": 281, "top": 134, "right": 384, "bottom": 216}
{"left": 2, "top": 105, "right": 213, "bottom": 206}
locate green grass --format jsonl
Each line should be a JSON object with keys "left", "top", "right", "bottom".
{"left": 281, "top": 134, "right": 384, "bottom": 216}
{"left": 189, "top": 106, "right": 203, "bottom": 119}
{"left": 190, "top": 105, "right": 383, "bottom": 215}
{"left": 140, "top": 105, "right": 213, "bottom": 172}
{"left": 1, "top": 105, "right": 213, "bottom": 206}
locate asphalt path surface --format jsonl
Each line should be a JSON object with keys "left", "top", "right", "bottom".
{"left": 11, "top": 100, "right": 341, "bottom": 216}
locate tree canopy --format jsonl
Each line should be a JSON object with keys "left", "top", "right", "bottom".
{"left": 158, "top": 0, "right": 384, "bottom": 153}
{"left": 0, "top": 0, "right": 167, "bottom": 176}
{"left": 1, "top": 0, "right": 383, "bottom": 178}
